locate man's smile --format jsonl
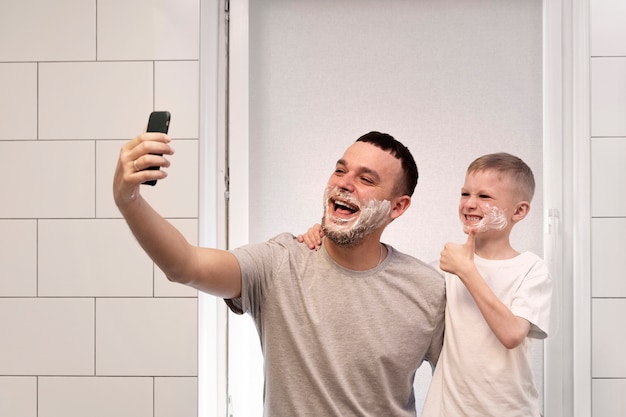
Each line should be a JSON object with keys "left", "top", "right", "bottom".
{"left": 332, "top": 197, "right": 359, "bottom": 217}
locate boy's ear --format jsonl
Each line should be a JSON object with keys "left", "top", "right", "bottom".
{"left": 512, "top": 201, "right": 531, "bottom": 222}
{"left": 390, "top": 195, "right": 411, "bottom": 220}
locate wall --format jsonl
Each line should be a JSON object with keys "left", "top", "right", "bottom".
{"left": 0, "top": 1, "right": 201, "bottom": 416}
{"left": 590, "top": 0, "right": 626, "bottom": 415}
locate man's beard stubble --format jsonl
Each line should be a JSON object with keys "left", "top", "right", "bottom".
{"left": 321, "top": 187, "right": 391, "bottom": 248}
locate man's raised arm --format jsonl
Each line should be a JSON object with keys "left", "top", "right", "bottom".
{"left": 113, "top": 131, "right": 241, "bottom": 298}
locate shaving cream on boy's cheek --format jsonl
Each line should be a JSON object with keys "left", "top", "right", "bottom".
{"left": 469, "top": 204, "right": 508, "bottom": 233}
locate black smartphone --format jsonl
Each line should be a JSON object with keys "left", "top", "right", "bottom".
{"left": 143, "top": 111, "right": 171, "bottom": 186}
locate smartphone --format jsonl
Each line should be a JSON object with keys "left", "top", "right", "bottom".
{"left": 143, "top": 111, "right": 171, "bottom": 186}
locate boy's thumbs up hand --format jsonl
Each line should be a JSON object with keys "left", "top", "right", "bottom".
{"left": 440, "top": 229, "right": 477, "bottom": 277}
{"left": 465, "top": 228, "right": 477, "bottom": 253}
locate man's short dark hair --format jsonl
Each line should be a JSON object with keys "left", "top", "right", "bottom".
{"left": 356, "top": 131, "right": 419, "bottom": 197}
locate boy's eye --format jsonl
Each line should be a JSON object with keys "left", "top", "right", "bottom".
{"left": 479, "top": 194, "right": 491, "bottom": 199}
{"left": 461, "top": 192, "right": 469, "bottom": 197}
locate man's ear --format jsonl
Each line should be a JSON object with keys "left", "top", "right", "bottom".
{"left": 512, "top": 201, "right": 530, "bottom": 222}
{"left": 390, "top": 195, "right": 411, "bottom": 220}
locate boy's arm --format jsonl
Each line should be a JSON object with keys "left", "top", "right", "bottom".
{"left": 114, "top": 131, "right": 242, "bottom": 298}
{"left": 440, "top": 231, "right": 530, "bottom": 349}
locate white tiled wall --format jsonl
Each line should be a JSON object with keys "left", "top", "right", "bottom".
{"left": 38, "top": 377, "right": 154, "bottom": 417}
{"left": 0, "top": 298, "right": 95, "bottom": 375}
{"left": 0, "top": 377, "right": 37, "bottom": 417}
{"left": 0, "top": 220, "right": 37, "bottom": 296}
{"left": 0, "top": 64, "right": 37, "bottom": 140}
{"left": 0, "top": 1, "right": 200, "bottom": 416}
{"left": 590, "top": 0, "right": 626, "bottom": 415}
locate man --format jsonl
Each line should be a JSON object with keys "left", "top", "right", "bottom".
{"left": 113, "top": 129, "right": 445, "bottom": 416}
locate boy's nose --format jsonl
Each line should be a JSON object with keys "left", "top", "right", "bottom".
{"left": 464, "top": 195, "right": 478, "bottom": 208}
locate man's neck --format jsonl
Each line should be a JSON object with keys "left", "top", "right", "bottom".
{"left": 323, "top": 235, "right": 385, "bottom": 271}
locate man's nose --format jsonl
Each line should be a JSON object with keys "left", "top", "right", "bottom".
{"left": 336, "top": 174, "right": 355, "bottom": 192}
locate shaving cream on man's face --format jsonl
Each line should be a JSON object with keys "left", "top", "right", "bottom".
{"left": 322, "top": 187, "right": 390, "bottom": 247}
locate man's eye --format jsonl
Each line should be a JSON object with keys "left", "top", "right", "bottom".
{"left": 361, "top": 177, "right": 374, "bottom": 184}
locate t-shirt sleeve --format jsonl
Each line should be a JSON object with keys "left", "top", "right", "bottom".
{"left": 223, "top": 233, "right": 291, "bottom": 317}
{"left": 425, "top": 281, "right": 446, "bottom": 369}
{"left": 511, "top": 258, "right": 553, "bottom": 339}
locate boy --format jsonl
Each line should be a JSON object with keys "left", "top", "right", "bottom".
{"left": 299, "top": 152, "right": 552, "bottom": 416}
{"left": 422, "top": 152, "right": 552, "bottom": 416}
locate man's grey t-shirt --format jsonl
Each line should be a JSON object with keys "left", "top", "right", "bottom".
{"left": 226, "top": 233, "right": 446, "bottom": 417}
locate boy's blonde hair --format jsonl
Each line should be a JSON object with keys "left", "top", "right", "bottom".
{"left": 467, "top": 152, "right": 535, "bottom": 202}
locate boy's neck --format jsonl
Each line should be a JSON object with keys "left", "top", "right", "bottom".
{"left": 474, "top": 234, "right": 519, "bottom": 260}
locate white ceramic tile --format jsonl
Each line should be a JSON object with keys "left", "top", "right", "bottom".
{"left": 96, "top": 139, "right": 199, "bottom": 219}
{"left": 0, "top": 0, "right": 95, "bottom": 61}
{"left": 38, "top": 219, "right": 154, "bottom": 297}
{"left": 0, "top": 377, "right": 37, "bottom": 417}
{"left": 593, "top": 378, "right": 626, "bottom": 417}
{"left": 591, "top": 0, "right": 626, "bottom": 56}
{"left": 155, "top": 377, "right": 197, "bottom": 417}
{"left": 154, "top": 219, "right": 198, "bottom": 297}
{"left": 39, "top": 62, "right": 153, "bottom": 140}
{"left": 591, "top": 58, "right": 626, "bottom": 137}
{"left": 0, "top": 63, "right": 37, "bottom": 140}
{"left": 592, "top": 218, "right": 626, "bottom": 297}
{"left": 0, "top": 220, "right": 37, "bottom": 296}
{"left": 592, "top": 299, "right": 626, "bottom": 377}
{"left": 591, "top": 138, "right": 626, "bottom": 217}
{"left": 98, "top": 0, "right": 199, "bottom": 61}
{"left": 0, "top": 141, "right": 95, "bottom": 218}
{"left": 155, "top": 61, "right": 199, "bottom": 139}
{"left": 39, "top": 377, "right": 153, "bottom": 417}
{"left": 0, "top": 298, "right": 94, "bottom": 375}
{"left": 96, "top": 298, "right": 197, "bottom": 376}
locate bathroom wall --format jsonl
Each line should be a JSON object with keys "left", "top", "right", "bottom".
{"left": 590, "top": 0, "right": 626, "bottom": 415}
{"left": 2, "top": 1, "right": 626, "bottom": 416}
{"left": 0, "top": 1, "right": 201, "bottom": 416}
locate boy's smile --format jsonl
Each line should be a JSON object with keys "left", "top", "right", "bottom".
{"left": 465, "top": 214, "right": 482, "bottom": 224}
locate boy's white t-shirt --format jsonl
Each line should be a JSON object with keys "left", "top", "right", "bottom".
{"left": 421, "top": 251, "right": 552, "bottom": 417}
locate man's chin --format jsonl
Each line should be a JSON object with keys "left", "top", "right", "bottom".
{"left": 322, "top": 224, "right": 353, "bottom": 247}
{"left": 323, "top": 225, "right": 373, "bottom": 248}
{"left": 324, "top": 232, "right": 359, "bottom": 248}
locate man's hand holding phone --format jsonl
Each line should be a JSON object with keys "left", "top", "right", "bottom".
{"left": 142, "top": 111, "right": 171, "bottom": 186}
{"left": 113, "top": 111, "right": 174, "bottom": 209}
